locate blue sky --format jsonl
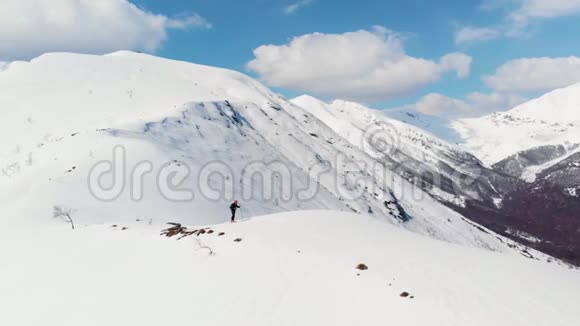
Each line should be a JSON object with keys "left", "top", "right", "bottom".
{"left": 1, "top": 0, "right": 580, "bottom": 117}
{"left": 136, "top": 0, "right": 489, "bottom": 102}
{"left": 132, "top": 0, "right": 580, "bottom": 111}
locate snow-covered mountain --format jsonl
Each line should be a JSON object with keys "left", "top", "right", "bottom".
{"left": 444, "top": 84, "right": 580, "bottom": 264}
{"left": 0, "top": 51, "right": 533, "bottom": 254}
{"left": 3, "top": 210, "right": 579, "bottom": 326}
{"left": 2, "top": 51, "right": 578, "bottom": 325}
{"left": 291, "top": 96, "right": 521, "bottom": 211}
{"left": 291, "top": 94, "right": 580, "bottom": 265}
{"left": 453, "top": 82, "right": 580, "bottom": 166}
{"left": 292, "top": 95, "right": 519, "bottom": 206}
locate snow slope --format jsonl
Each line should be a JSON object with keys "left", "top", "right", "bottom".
{"left": 453, "top": 82, "right": 580, "bottom": 165}
{"left": 0, "top": 51, "right": 281, "bottom": 159}
{"left": 291, "top": 95, "right": 517, "bottom": 209}
{"left": 0, "top": 51, "right": 533, "bottom": 255}
{"left": 292, "top": 95, "right": 472, "bottom": 171}
{"left": 1, "top": 211, "right": 578, "bottom": 326}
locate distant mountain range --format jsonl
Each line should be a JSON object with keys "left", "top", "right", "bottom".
{"left": 293, "top": 82, "right": 580, "bottom": 265}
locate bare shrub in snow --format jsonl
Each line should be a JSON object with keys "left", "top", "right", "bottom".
{"left": 53, "top": 206, "right": 76, "bottom": 229}
{"left": 195, "top": 238, "right": 215, "bottom": 256}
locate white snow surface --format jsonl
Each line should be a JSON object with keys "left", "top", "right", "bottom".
{"left": 1, "top": 52, "right": 578, "bottom": 325}
{"left": 452, "top": 82, "right": 580, "bottom": 165}
{"left": 1, "top": 211, "right": 579, "bottom": 326}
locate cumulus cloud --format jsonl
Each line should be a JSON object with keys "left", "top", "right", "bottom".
{"left": 400, "top": 92, "right": 527, "bottom": 118}
{"left": 247, "top": 27, "right": 472, "bottom": 102}
{"left": 402, "top": 54, "right": 580, "bottom": 118}
{"left": 482, "top": 57, "right": 580, "bottom": 93}
{"left": 454, "top": 26, "right": 500, "bottom": 44}
{"left": 0, "top": 0, "right": 211, "bottom": 61}
{"left": 284, "top": 0, "right": 313, "bottom": 14}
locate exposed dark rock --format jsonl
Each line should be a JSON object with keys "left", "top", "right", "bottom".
{"left": 356, "top": 264, "right": 368, "bottom": 271}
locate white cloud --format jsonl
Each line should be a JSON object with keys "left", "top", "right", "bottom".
{"left": 405, "top": 93, "right": 474, "bottom": 117}
{"left": 284, "top": 0, "right": 313, "bottom": 14}
{"left": 165, "top": 13, "right": 212, "bottom": 29}
{"left": 460, "top": 0, "right": 580, "bottom": 43}
{"left": 401, "top": 92, "right": 527, "bottom": 118}
{"left": 454, "top": 26, "right": 500, "bottom": 44}
{"left": 0, "top": 0, "right": 211, "bottom": 61}
{"left": 247, "top": 27, "right": 472, "bottom": 102}
{"left": 506, "top": 0, "right": 580, "bottom": 35}
{"left": 439, "top": 53, "right": 473, "bottom": 78}
{"left": 465, "top": 91, "right": 528, "bottom": 112}
{"left": 515, "top": 0, "right": 580, "bottom": 18}
{"left": 482, "top": 57, "right": 580, "bottom": 93}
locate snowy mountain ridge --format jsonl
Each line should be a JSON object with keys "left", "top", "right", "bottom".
{"left": 447, "top": 85, "right": 580, "bottom": 265}
{"left": 0, "top": 51, "right": 536, "bottom": 257}
{"left": 453, "top": 82, "right": 580, "bottom": 166}
{"left": 0, "top": 51, "right": 283, "bottom": 159}
{"left": 291, "top": 93, "right": 580, "bottom": 266}
{"left": 291, "top": 95, "right": 518, "bottom": 209}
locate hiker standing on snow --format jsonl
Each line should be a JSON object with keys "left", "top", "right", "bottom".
{"left": 230, "top": 200, "right": 241, "bottom": 223}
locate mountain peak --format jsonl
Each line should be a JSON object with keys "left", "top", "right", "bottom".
{"left": 508, "top": 81, "right": 580, "bottom": 123}
{"left": 454, "top": 82, "right": 580, "bottom": 165}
